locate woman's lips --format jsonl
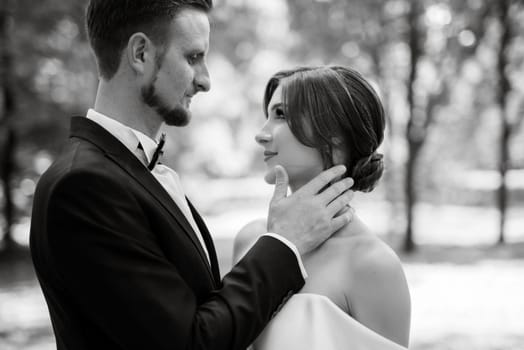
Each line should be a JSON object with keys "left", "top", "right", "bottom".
{"left": 264, "top": 151, "right": 278, "bottom": 162}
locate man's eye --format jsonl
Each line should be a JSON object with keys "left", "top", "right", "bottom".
{"left": 188, "top": 53, "right": 202, "bottom": 64}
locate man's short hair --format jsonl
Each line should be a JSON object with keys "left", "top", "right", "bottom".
{"left": 86, "top": 0, "right": 213, "bottom": 80}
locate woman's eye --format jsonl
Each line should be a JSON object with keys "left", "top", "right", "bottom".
{"left": 275, "top": 108, "right": 285, "bottom": 119}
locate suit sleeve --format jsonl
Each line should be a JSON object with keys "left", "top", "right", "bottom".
{"left": 47, "top": 170, "right": 304, "bottom": 350}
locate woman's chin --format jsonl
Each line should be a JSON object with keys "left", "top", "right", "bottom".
{"left": 264, "top": 168, "right": 276, "bottom": 184}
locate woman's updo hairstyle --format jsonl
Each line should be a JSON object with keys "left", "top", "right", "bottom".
{"left": 263, "top": 66, "right": 385, "bottom": 192}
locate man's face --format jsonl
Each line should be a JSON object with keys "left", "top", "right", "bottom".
{"left": 142, "top": 8, "right": 211, "bottom": 126}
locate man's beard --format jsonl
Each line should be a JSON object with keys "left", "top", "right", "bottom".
{"left": 141, "top": 77, "right": 191, "bottom": 127}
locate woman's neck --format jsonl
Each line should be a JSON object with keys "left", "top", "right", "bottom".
{"left": 288, "top": 178, "right": 309, "bottom": 194}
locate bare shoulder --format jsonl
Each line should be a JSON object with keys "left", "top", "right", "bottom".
{"left": 343, "top": 232, "right": 411, "bottom": 346}
{"left": 327, "top": 217, "right": 404, "bottom": 280}
{"left": 233, "top": 218, "right": 267, "bottom": 263}
{"left": 347, "top": 234, "right": 405, "bottom": 279}
{"left": 344, "top": 232, "right": 409, "bottom": 305}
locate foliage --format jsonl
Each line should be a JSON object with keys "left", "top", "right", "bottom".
{"left": 1, "top": 0, "right": 524, "bottom": 243}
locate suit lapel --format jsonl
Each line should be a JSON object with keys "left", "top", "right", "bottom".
{"left": 187, "top": 199, "right": 221, "bottom": 284}
{"left": 69, "top": 117, "right": 215, "bottom": 281}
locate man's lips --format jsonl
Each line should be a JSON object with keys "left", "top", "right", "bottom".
{"left": 264, "top": 151, "right": 278, "bottom": 162}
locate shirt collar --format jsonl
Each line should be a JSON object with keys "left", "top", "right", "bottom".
{"left": 86, "top": 109, "right": 159, "bottom": 164}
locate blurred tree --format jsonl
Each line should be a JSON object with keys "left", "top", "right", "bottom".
{"left": 0, "top": 0, "right": 93, "bottom": 250}
{"left": 495, "top": 0, "right": 514, "bottom": 245}
{"left": 404, "top": 0, "right": 424, "bottom": 252}
{"left": 404, "top": 0, "right": 495, "bottom": 250}
{"left": 0, "top": 0, "right": 17, "bottom": 253}
{"left": 10, "top": 0, "right": 92, "bottom": 153}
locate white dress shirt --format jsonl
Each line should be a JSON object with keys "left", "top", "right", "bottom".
{"left": 86, "top": 109, "right": 210, "bottom": 264}
{"left": 85, "top": 109, "right": 307, "bottom": 277}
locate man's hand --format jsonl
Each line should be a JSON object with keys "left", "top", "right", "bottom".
{"left": 267, "top": 165, "right": 355, "bottom": 255}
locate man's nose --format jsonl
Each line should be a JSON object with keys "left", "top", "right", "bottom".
{"left": 195, "top": 64, "right": 211, "bottom": 92}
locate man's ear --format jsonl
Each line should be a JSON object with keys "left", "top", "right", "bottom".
{"left": 126, "top": 33, "right": 155, "bottom": 76}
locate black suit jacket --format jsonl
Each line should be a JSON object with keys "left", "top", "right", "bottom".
{"left": 30, "top": 117, "right": 304, "bottom": 350}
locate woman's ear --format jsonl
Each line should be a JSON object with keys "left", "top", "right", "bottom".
{"left": 331, "top": 138, "right": 346, "bottom": 165}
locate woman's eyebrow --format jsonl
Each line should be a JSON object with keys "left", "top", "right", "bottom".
{"left": 270, "top": 102, "right": 283, "bottom": 111}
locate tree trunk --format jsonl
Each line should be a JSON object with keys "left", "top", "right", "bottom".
{"left": 496, "top": 0, "right": 511, "bottom": 245}
{"left": 0, "top": 128, "right": 15, "bottom": 250}
{"left": 404, "top": 145, "right": 420, "bottom": 252}
{"left": 368, "top": 17, "right": 401, "bottom": 241}
{"left": 0, "top": 0, "right": 16, "bottom": 252}
{"left": 404, "top": 0, "right": 422, "bottom": 252}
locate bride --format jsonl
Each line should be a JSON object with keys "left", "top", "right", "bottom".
{"left": 234, "top": 66, "right": 411, "bottom": 349}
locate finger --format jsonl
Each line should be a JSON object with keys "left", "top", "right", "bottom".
{"left": 271, "top": 165, "right": 289, "bottom": 201}
{"left": 327, "top": 190, "right": 355, "bottom": 217}
{"left": 297, "top": 165, "right": 347, "bottom": 196}
{"left": 329, "top": 210, "right": 354, "bottom": 233}
{"left": 318, "top": 177, "right": 354, "bottom": 205}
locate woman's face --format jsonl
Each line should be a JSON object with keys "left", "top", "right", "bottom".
{"left": 255, "top": 85, "right": 324, "bottom": 191}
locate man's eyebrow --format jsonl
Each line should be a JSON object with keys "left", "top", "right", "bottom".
{"left": 188, "top": 50, "right": 205, "bottom": 57}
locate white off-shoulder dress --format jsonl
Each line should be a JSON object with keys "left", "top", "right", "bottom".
{"left": 254, "top": 293, "right": 408, "bottom": 350}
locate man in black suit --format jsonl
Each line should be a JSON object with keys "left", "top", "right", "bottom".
{"left": 29, "top": 1, "right": 355, "bottom": 349}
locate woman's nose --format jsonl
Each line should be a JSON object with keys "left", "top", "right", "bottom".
{"left": 255, "top": 129, "right": 272, "bottom": 145}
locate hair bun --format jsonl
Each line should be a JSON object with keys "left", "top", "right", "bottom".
{"left": 350, "top": 152, "right": 384, "bottom": 192}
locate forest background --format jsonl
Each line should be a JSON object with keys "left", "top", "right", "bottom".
{"left": 1, "top": 0, "right": 524, "bottom": 349}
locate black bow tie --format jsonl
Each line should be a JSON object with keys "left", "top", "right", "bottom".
{"left": 147, "top": 133, "right": 166, "bottom": 171}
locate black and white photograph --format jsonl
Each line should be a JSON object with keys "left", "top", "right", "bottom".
{"left": 0, "top": 0, "right": 523, "bottom": 349}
